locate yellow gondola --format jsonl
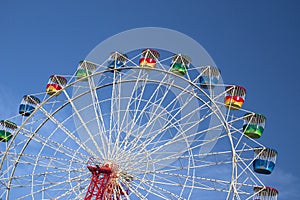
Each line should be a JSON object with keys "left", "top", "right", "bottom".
{"left": 139, "top": 49, "right": 160, "bottom": 68}
{"left": 46, "top": 75, "right": 67, "bottom": 95}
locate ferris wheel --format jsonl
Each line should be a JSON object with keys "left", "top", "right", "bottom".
{"left": 0, "top": 28, "right": 278, "bottom": 200}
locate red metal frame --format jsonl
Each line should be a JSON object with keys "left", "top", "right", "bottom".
{"left": 84, "top": 164, "right": 129, "bottom": 200}
{"left": 85, "top": 165, "right": 112, "bottom": 200}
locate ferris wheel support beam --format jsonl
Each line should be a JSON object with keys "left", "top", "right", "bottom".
{"left": 87, "top": 72, "right": 113, "bottom": 160}
{"left": 62, "top": 89, "right": 106, "bottom": 160}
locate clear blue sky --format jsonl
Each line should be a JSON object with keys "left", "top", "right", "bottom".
{"left": 1, "top": 0, "right": 299, "bottom": 199}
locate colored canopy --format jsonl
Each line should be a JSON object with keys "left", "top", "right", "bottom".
{"left": 172, "top": 54, "right": 191, "bottom": 65}
{"left": 201, "top": 66, "right": 221, "bottom": 76}
{"left": 0, "top": 120, "right": 17, "bottom": 129}
{"left": 244, "top": 113, "right": 266, "bottom": 124}
{"left": 254, "top": 148, "right": 277, "bottom": 158}
{"left": 49, "top": 75, "right": 67, "bottom": 86}
{"left": 225, "top": 85, "right": 246, "bottom": 96}
{"left": 254, "top": 186, "right": 278, "bottom": 196}
{"left": 110, "top": 52, "right": 128, "bottom": 62}
{"left": 141, "top": 49, "right": 160, "bottom": 60}
{"left": 22, "top": 95, "right": 41, "bottom": 105}
{"left": 79, "top": 60, "right": 97, "bottom": 71}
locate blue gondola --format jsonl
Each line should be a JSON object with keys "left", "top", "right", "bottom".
{"left": 19, "top": 95, "right": 41, "bottom": 116}
{"left": 253, "top": 148, "right": 277, "bottom": 175}
{"left": 200, "top": 66, "right": 221, "bottom": 89}
{"left": 108, "top": 52, "right": 127, "bottom": 71}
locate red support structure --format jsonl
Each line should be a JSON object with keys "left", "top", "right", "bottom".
{"left": 85, "top": 165, "right": 112, "bottom": 200}
{"left": 84, "top": 163, "right": 129, "bottom": 200}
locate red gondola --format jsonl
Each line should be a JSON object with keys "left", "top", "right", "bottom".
{"left": 224, "top": 85, "right": 246, "bottom": 110}
{"left": 46, "top": 75, "right": 67, "bottom": 95}
{"left": 139, "top": 49, "right": 160, "bottom": 68}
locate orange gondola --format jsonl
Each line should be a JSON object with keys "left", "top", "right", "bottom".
{"left": 139, "top": 49, "right": 160, "bottom": 68}
{"left": 46, "top": 75, "right": 67, "bottom": 95}
{"left": 224, "top": 85, "right": 246, "bottom": 110}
